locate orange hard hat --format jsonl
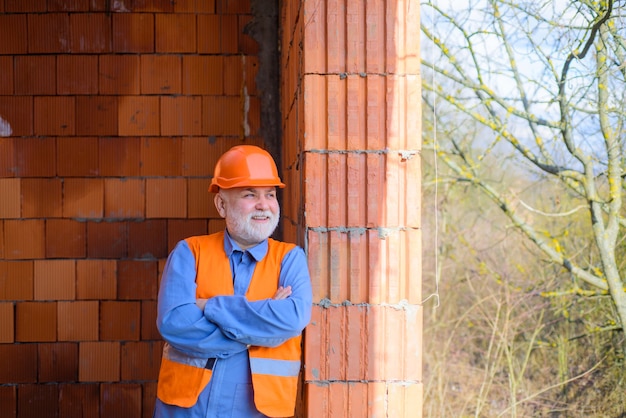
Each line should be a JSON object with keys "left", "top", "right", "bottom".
{"left": 209, "top": 145, "right": 285, "bottom": 193}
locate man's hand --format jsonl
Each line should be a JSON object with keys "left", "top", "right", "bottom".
{"left": 196, "top": 298, "right": 208, "bottom": 310}
{"left": 273, "top": 286, "right": 292, "bottom": 300}
{"left": 196, "top": 286, "right": 291, "bottom": 310}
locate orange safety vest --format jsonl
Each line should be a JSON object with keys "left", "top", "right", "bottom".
{"left": 157, "top": 231, "right": 302, "bottom": 417}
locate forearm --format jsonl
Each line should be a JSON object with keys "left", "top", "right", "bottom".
{"left": 158, "top": 303, "right": 248, "bottom": 358}
{"left": 157, "top": 240, "right": 248, "bottom": 357}
{"left": 203, "top": 294, "right": 311, "bottom": 347}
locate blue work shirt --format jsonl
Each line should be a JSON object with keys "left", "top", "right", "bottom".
{"left": 153, "top": 231, "right": 313, "bottom": 418}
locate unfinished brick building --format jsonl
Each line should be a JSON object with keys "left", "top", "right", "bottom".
{"left": 0, "top": 0, "right": 421, "bottom": 416}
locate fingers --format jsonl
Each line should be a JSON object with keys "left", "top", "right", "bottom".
{"left": 273, "top": 286, "right": 292, "bottom": 300}
{"left": 196, "top": 298, "right": 208, "bottom": 310}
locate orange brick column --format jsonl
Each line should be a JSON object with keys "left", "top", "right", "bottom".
{"left": 281, "top": 1, "right": 422, "bottom": 416}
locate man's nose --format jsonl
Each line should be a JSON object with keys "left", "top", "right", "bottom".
{"left": 255, "top": 196, "right": 270, "bottom": 210}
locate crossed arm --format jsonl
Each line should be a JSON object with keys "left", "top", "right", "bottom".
{"left": 157, "top": 241, "right": 312, "bottom": 358}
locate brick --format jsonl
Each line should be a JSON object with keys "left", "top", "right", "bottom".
{"left": 223, "top": 55, "right": 258, "bottom": 96}
{"left": 99, "top": 55, "right": 140, "bottom": 95}
{"left": 140, "top": 137, "right": 182, "bottom": 176}
{"left": 207, "top": 218, "right": 225, "bottom": 235}
{"left": 0, "top": 386, "right": 16, "bottom": 418}
{"left": 202, "top": 96, "right": 241, "bottom": 136}
{"left": 218, "top": 0, "right": 250, "bottom": 13}
{"left": 128, "top": 220, "right": 167, "bottom": 259}
{"left": 76, "top": 96, "right": 119, "bottom": 136}
{"left": 0, "top": 302, "right": 14, "bottom": 343}
{"left": 20, "top": 178, "right": 63, "bottom": 218}
{"left": 34, "top": 259, "right": 76, "bottom": 301}
{"left": 100, "top": 301, "right": 140, "bottom": 341}
{"left": 155, "top": 14, "right": 196, "bottom": 53}
{"left": 15, "top": 137, "right": 56, "bottom": 178}
{"left": 239, "top": 15, "right": 258, "bottom": 55}
{"left": 0, "top": 261, "right": 34, "bottom": 301}
{"left": 117, "top": 260, "right": 158, "bottom": 300}
{"left": 121, "top": 341, "right": 162, "bottom": 380}
{"left": 16, "top": 301, "right": 57, "bottom": 342}
{"left": 4, "top": 219, "right": 45, "bottom": 260}
{"left": 306, "top": 384, "right": 330, "bottom": 417}
{"left": 182, "top": 55, "right": 223, "bottom": 95}
{"left": 0, "top": 96, "right": 33, "bottom": 137}
{"left": 327, "top": 305, "right": 345, "bottom": 381}
{"left": 49, "top": 0, "right": 90, "bottom": 11}
{"left": 145, "top": 178, "right": 187, "bottom": 219}
{"left": 141, "top": 300, "right": 160, "bottom": 340}
{"left": 366, "top": 154, "right": 384, "bottom": 226}
{"left": 302, "top": 76, "right": 329, "bottom": 150}
{"left": 38, "top": 342, "right": 79, "bottom": 382}
{"left": 46, "top": 218, "right": 88, "bottom": 261}
{"left": 131, "top": 0, "right": 173, "bottom": 12}
{"left": 0, "top": 14, "right": 27, "bottom": 54}
{"left": 112, "top": 13, "right": 154, "bottom": 53}
{"left": 34, "top": 96, "right": 76, "bottom": 136}
{"left": 57, "top": 55, "right": 98, "bottom": 95}
{"left": 188, "top": 178, "right": 218, "bottom": 219}
{"left": 58, "top": 301, "right": 98, "bottom": 341}
{"left": 0, "top": 138, "right": 15, "bottom": 177}
{"left": 104, "top": 178, "right": 145, "bottom": 219}
{"left": 18, "top": 384, "right": 59, "bottom": 416}
{"left": 140, "top": 55, "right": 181, "bottom": 94}
{"left": 0, "top": 56, "right": 14, "bottom": 94}
{"left": 222, "top": 14, "right": 239, "bottom": 53}
{"left": 161, "top": 96, "right": 202, "bottom": 136}
{"left": 0, "top": 343, "right": 37, "bottom": 383}
{"left": 100, "top": 383, "right": 142, "bottom": 418}
{"left": 197, "top": 14, "right": 220, "bottom": 53}
{"left": 76, "top": 259, "right": 116, "bottom": 300}
{"left": 86, "top": 221, "right": 127, "bottom": 259}
{"left": 57, "top": 136, "right": 99, "bottom": 177}
{"left": 304, "top": 305, "right": 323, "bottom": 381}
{"left": 0, "top": 178, "right": 20, "bottom": 218}
{"left": 70, "top": 13, "right": 112, "bottom": 52}
{"left": 62, "top": 178, "right": 104, "bottom": 219}
{"left": 181, "top": 136, "right": 226, "bottom": 177}
{"left": 59, "top": 384, "right": 100, "bottom": 417}
{"left": 142, "top": 382, "right": 158, "bottom": 418}
{"left": 247, "top": 97, "right": 261, "bottom": 135}
{"left": 118, "top": 96, "right": 160, "bottom": 136}
{"left": 6, "top": 0, "right": 46, "bottom": 12}
{"left": 167, "top": 220, "right": 207, "bottom": 250}
{"left": 15, "top": 55, "right": 56, "bottom": 95}
{"left": 174, "top": 0, "right": 215, "bottom": 12}
{"left": 99, "top": 137, "right": 141, "bottom": 176}
{"left": 328, "top": 154, "right": 347, "bottom": 227}
{"left": 28, "top": 13, "right": 70, "bottom": 53}
{"left": 79, "top": 341, "right": 120, "bottom": 382}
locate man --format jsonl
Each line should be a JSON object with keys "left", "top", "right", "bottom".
{"left": 154, "top": 145, "right": 313, "bottom": 417}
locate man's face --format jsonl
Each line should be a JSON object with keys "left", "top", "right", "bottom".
{"left": 214, "top": 186, "right": 280, "bottom": 249}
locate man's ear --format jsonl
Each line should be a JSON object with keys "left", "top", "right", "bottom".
{"left": 214, "top": 193, "right": 227, "bottom": 218}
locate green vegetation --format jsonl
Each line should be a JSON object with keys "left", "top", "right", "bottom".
{"left": 421, "top": 1, "right": 626, "bottom": 415}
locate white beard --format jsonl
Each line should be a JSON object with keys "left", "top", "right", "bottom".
{"left": 225, "top": 207, "right": 280, "bottom": 246}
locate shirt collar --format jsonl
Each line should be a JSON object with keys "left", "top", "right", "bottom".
{"left": 223, "top": 229, "right": 268, "bottom": 262}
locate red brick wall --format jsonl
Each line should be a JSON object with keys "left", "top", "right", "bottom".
{"left": 0, "top": 1, "right": 264, "bottom": 416}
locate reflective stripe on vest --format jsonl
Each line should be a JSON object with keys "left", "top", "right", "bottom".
{"left": 162, "top": 342, "right": 216, "bottom": 370}
{"left": 249, "top": 357, "right": 300, "bottom": 377}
